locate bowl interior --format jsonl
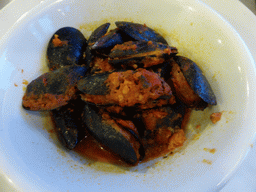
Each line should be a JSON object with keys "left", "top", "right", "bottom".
{"left": 0, "top": 0, "right": 255, "bottom": 191}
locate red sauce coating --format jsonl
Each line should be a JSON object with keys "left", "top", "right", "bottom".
{"left": 142, "top": 127, "right": 186, "bottom": 162}
{"left": 52, "top": 34, "right": 68, "bottom": 47}
{"left": 43, "top": 78, "right": 48, "bottom": 86}
{"left": 169, "top": 61, "right": 206, "bottom": 108}
{"left": 141, "top": 57, "right": 165, "bottom": 68}
{"left": 22, "top": 79, "right": 29, "bottom": 85}
{"left": 90, "top": 57, "right": 115, "bottom": 74}
{"left": 24, "top": 22, "right": 215, "bottom": 167}
{"left": 142, "top": 109, "right": 169, "bottom": 131}
{"left": 110, "top": 41, "right": 177, "bottom": 68}
{"left": 210, "top": 112, "right": 222, "bottom": 124}
{"left": 72, "top": 109, "right": 190, "bottom": 165}
{"left": 105, "top": 105, "right": 124, "bottom": 114}
{"left": 22, "top": 87, "right": 76, "bottom": 111}
{"left": 82, "top": 69, "right": 175, "bottom": 107}
{"left": 73, "top": 120, "right": 141, "bottom": 167}
{"left": 111, "top": 41, "right": 137, "bottom": 51}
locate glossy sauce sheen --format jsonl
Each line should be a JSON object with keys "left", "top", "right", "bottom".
{"left": 51, "top": 113, "right": 128, "bottom": 166}
{"left": 74, "top": 130, "right": 129, "bottom": 166}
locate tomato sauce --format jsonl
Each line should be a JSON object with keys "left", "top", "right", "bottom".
{"left": 81, "top": 69, "right": 175, "bottom": 108}
{"left": 70, "top": 109, "right": 191, "bottom": 166}
{"left": 23, "top": 87, "right": 76, "bottom": 111}
{"left": 74, "top": 130, "right": 130, "bottom": 166}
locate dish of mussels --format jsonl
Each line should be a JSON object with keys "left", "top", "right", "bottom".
{"left": 22, "top": 21, "right": 217, "bottom": 166}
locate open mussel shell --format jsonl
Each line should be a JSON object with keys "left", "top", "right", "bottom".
{"left": 47, "top": 27, "right": 88, "bottom": 71}
{"left": 51, "top": 99, "right": 86, "bottom": 150}
{"left": 88, "top": 23, "right": 110, "bottom": 45}
{"left": 22, "top": 65, "right": 88, "bottom": 111}
{"left": 173, "top": 56, "right": 217, "bottom": 106}
{"left": 115, "top": 21, "right": 168, "bottom": 45}
{"left": 83, "top": 105, "right": 141, "bottom": 165}
{"left": 77, "top": 69, "right": 175, "bottom": 108}
{"left": 91, "top": 28, "right": 124, "bottom": 50}
{"left": 142, "top": 104, "right": 185, "bottom": 133}
{"left": 109, "top": 41, "right": 177, "bottom": 68}
{"left": 85, "top": 23, "right": 111, "bottom": 68}
{"left": 167, "top": 59, "right": 208, "bottom": 109}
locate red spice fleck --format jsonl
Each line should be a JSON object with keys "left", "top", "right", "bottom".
{"left": 210, "top": 112, "right": 222, "bottom": 124}
{"left": 48, "top": 129, "right": 55, "bottom": 133}
{"left": 163, "top": 48, "right": 171, "bottom": 55}
{"left": 66, "top": 56, "right": 72, "bottom": 61}
{"left": 14, "top": 83, "right": 18, "bottom": 87}
{"left": 168, "top": 129, "right": 186, "bottom": 151}
{"left": 52, "top": 34, "right": 68, "bottom": 47}
{"left": 196, "top": 124, "right": 201, "bottom": 129}
{"left": 22, "top": 79, "right": 29, "bottom": 85}
{"left": 43, "top": 78, "right": 48, "bottom": 86}
{"left": 202, "top": 159, "right": 212, "bottom": 165}
{"left": 147, "top": 41, "right": 153, "bottom": 45}
{"left": 132, "top": 64, "right": 138, "bottom": 69}
{"left": 203, "top": 148, "right": 216, "bottom": 154}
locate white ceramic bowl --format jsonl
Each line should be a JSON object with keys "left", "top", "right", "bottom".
{"left": 0, "top": 0, "right": 256, "bottom": 191}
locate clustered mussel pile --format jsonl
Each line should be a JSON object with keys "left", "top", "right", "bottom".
{"left": 22, "top": 21, "right": 217, "bottom": 166}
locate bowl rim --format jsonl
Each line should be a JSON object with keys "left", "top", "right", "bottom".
{"left": 0, "top": 0, "right": 256, "bottom": 191}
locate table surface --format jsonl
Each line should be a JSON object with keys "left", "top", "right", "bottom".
{"left": 0, "top": 0, "right": 255, "bottom": 191}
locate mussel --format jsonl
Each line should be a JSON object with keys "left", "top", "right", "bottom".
{"left": 173, "top": 56, "right": 217, "bottom": 106}
{"left": 77, "top": 69, "right": 176, "bottom": 108}
{"left": 22, "top": 65, "right": 88, "bottom": 111}
{"left": 115, "top": 21, "right": 168, "bottom": 44}
{"left": 91, "top": 28, "right": 124, "bottom": 50}
{"left": 141, "top": 105, "right": 185, "bottom": 133}
{"left": 83, "top": 105, "right": 141, "bottom": 165}
{"left": 47, "top": 27, "right": 88, "bottom": 71}
{"left": 109, "top": 41, "right": 177, "bottom": 68}
{"left": 51, "top": 99, "right": 86, "bottom": 149}
{"left": 166, "top": 56, "right": 217, "bottom": 109}
{"left": 89, "top": 57, "right": 115, "bottom": 74}
{"left": 87, "top": 23, "right": 110, "bottom": 45}
{"left": 22, "top": 21, "right": 218, "bottom": 166}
